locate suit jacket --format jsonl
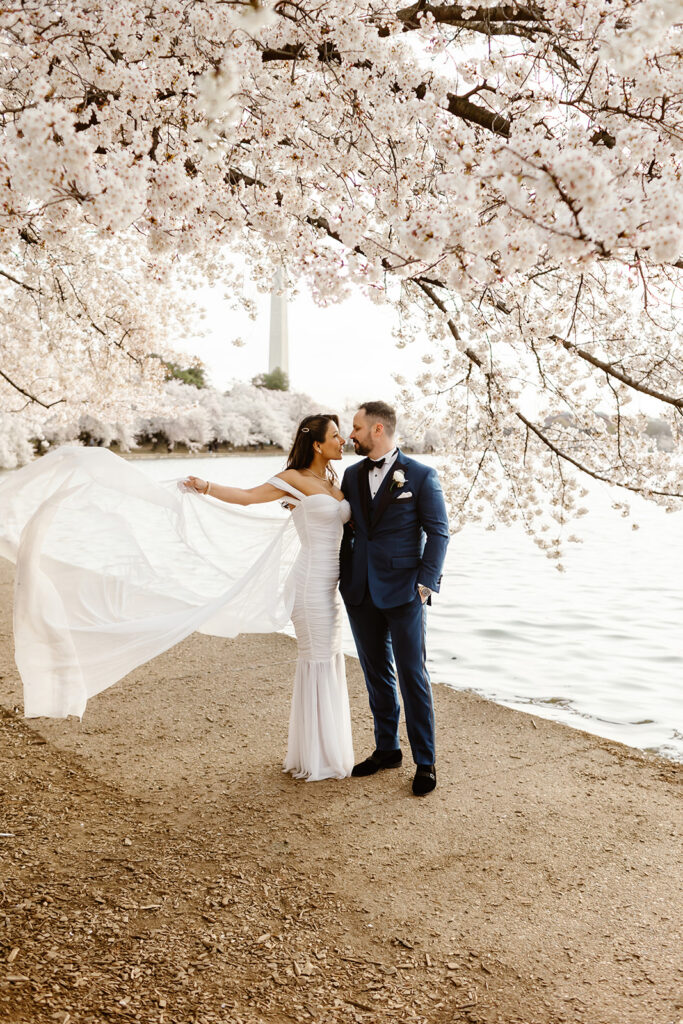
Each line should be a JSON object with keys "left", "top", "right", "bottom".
{"left": 339, "top": 450, "right": 450, "bottom": 609}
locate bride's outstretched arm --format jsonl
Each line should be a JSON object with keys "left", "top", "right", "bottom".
{"left": 183, "top": 476, "right": 286, "bottom": 505}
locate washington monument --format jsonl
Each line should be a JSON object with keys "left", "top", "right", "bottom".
{"left": 268, "top": 268, "right": 289, "bottom": 376}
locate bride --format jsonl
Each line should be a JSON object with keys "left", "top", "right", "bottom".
{"left": 184, "top": 413, "right": 354, "bottom": 781}
{"left": 0, "top": 413, "right": 353, "bottom": 783}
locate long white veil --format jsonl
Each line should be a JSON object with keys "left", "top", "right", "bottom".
{"left": 0, "top": 447, "right": 300, "bottom": 718}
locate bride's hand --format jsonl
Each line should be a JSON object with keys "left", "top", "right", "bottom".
{"left": 183, "top": 476, "right": 208, "bottom": 494}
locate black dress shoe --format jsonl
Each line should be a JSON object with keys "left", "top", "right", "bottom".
{"left": 412, "top": 764, "right": 436, "bottom": 795}
{"left": 351, "top": 748, "right": 403, "bottom": 777}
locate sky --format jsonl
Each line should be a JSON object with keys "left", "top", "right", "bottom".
{"left": 175, "top": 275, "right": 431, "bottom": 411}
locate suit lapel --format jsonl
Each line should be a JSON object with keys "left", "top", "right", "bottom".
{"left": 371, "top": 450, "right": 409, "bottom": 528}
{"left": 358, "top": 458, "right": 372, "bottom": 529}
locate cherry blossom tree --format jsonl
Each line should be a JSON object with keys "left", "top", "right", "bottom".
{"left": 35, "top": 378, "right": 321, "bottom": 457}
{"left": 2, "top": 0, "right": 683, "bottom": 551}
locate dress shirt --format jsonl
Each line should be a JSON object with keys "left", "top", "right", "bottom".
{"left": 367, "top": 448, "right": 399, "bottom": 499}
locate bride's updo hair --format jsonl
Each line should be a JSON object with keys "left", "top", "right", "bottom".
{"left": 287, "top": 414, "right": 340, "bottom": 484}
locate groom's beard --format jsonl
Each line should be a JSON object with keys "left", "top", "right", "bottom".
{"left": 352, "top": 440, "right": 372, "bottom": 456}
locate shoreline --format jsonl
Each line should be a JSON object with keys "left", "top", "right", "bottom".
{"left": 6, "top": 437, "right": 426, "bottom": 466}
{"left": 1, "top": 556, "right": 681, "bottom": 1024}
{"left": 121, "top": 442, "right": 288, "bottom": 460}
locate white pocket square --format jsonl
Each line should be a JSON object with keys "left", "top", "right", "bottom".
{"left": 396, "top": 491, "right": 413, "bottom": 499}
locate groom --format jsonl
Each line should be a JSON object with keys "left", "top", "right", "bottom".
{"left": 340, "top": 402, "right": 450, "bottom": 796}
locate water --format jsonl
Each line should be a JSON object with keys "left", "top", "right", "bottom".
{"left": 67, "top": 452, "right": 683, "bottom": 761}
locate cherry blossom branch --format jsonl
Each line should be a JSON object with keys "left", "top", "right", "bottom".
{"left": 394, "top": 2, "right": 580, "bottom": 69}
{"left": 0, "top": 369, "right": 65, "bottom": 409}
{"left": 395, "top": 3, "right": 540, "bottom": 30}
{"left": 258, "top": 33, "right": 511, "bottom": 137}
{"left": 303, "top": 194, "right": 683, "bottom": 427}
{"left": 555, "top": 336, "right": 683, "bottom": 411}
{"left": 413, "top": 278, "right": 683, "bottom": 499}
{"left": 515, "top": 408, "right": 683, "bottom": 498}
{"left": 0, "top": 268, "right": 37, "bottom": 293}
{"left": 298, "top": 178, "right": 683, "bottom": 421}
{"left": 446, "top": 92, "right": 510, "bottom": 137}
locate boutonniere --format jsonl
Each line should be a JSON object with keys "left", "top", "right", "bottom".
{"left": 390, "top": 469, "right": 406, "bottom": 491}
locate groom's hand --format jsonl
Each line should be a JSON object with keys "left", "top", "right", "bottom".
{"left": 418, "top": 584, "right": 431, "bottom": 603}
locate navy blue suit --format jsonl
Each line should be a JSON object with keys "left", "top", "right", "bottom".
{"left": 340, "top": 451, "right": 449, "bottom": 765}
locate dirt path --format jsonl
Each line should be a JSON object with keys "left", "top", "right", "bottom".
{"left": 1, "top": 558, "right": 681, "bottom": 1024}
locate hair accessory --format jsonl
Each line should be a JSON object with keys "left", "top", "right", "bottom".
{"left": 301, "top": 427, "right": 310, "bottom": 433}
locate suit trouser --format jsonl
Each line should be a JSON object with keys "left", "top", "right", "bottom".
{"left": 345, "top": 589, "right": 435, "bottom": 766}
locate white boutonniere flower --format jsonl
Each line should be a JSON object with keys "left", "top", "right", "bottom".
{"left": 391, "top": 469, "right": 406, "bottom": 491}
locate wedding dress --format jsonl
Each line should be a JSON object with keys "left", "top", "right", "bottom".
{"left": 268, "top": 477, "right": 354, "bottom": 781}
{"left": 0, "top": 447, "right": 353, "bottom": 781}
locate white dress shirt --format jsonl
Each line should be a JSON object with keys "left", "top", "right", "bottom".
{"left": 368, "top": 448, "right": 399, "bottom": 499}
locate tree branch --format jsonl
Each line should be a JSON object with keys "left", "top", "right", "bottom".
{"left": 515, "top": 407, "right": 682, "bottom": 498}
{"left": 413, "top": 278, "right": 683, "bottom": 499}
{"left": 0, "top": 268, "right": 38, "bottom": 292}
{"left": 261, "top": 42, "right": 308, "bottom": 62}
{"left": 259, "top": 31, "right": 512, "bottom": 137}
{"left": 396, "top": 3, "right": 540, "bottom": 30}
{"left": 447, "top": 92, "right": 510, "bottom": 137}
{"left": 0, "top": 369, "right": 65, "bottom": 409}
{"left": 393, "top": 2, "right": 580, "bottom": 69}
{"left": 556, "top": 336, "right": 683, "bottom": 409}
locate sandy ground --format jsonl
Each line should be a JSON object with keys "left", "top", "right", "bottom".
{"left": 0, "top": 556, "right": 681, "bottom": 1024}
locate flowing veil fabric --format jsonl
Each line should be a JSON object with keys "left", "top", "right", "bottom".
{"left": 0, "top": 447, "right": 300, "bottom": 718}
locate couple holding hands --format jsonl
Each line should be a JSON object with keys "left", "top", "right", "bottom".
{"left": 185, "top": 401, "right": 450, "bottom": 797}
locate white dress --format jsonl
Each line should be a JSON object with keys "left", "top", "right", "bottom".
{"left": 0, "top": 448, "right": 353, "bottom": 783}
{"left": 268, "top": 477, "right": 354, "bottom": 781}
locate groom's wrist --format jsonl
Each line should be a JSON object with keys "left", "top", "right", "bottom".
{"left": 417, "top": 583, "right": 432, "bottom": 602}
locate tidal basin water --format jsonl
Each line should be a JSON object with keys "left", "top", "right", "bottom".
{"left": 139, "top": 453, "right": 681, "bottom": 762}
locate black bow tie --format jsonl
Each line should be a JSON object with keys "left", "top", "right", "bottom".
{"left": 366, "top": 449, "right": 397, "bottom": 471}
